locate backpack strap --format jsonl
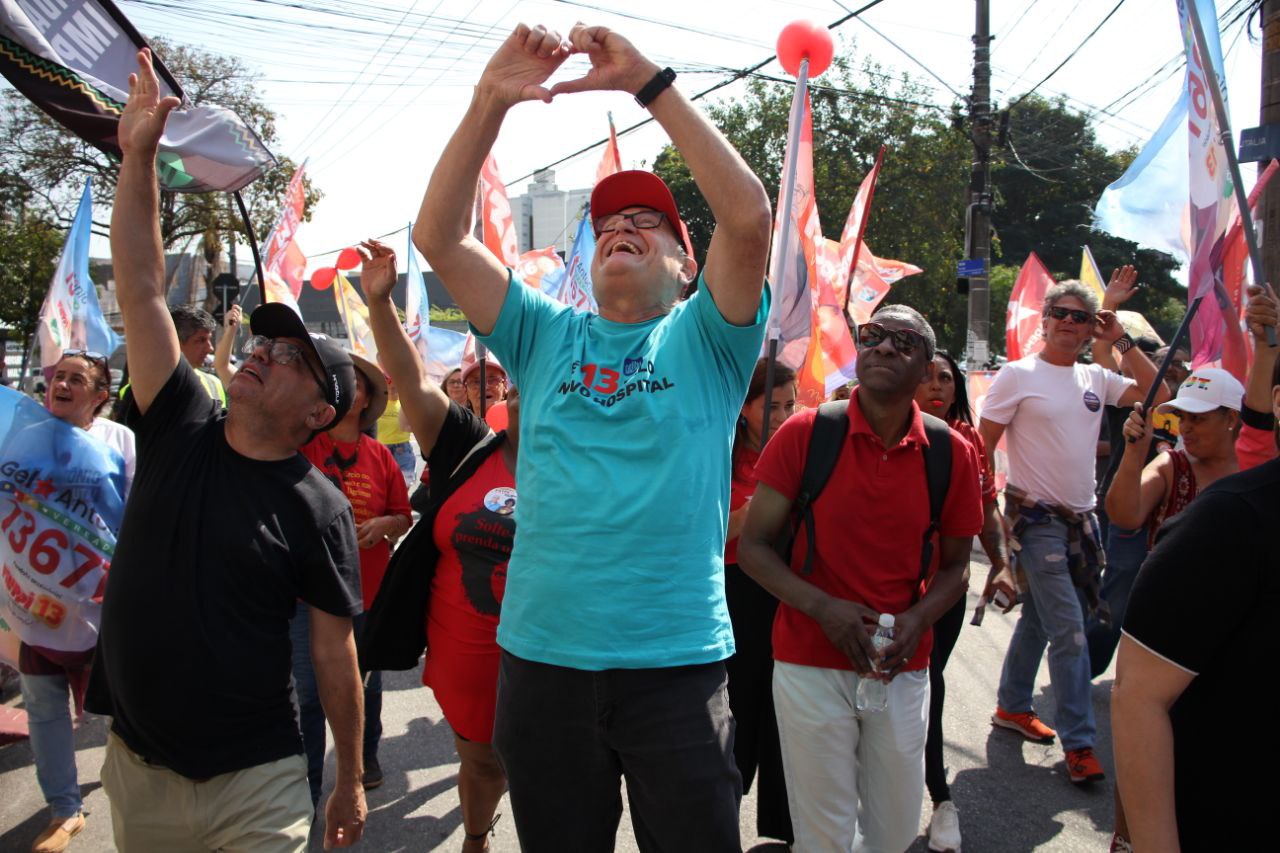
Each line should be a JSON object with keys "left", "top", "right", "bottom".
{"left": 783, "top": 400, "right": 849, "bottom": 575}
{"left": 916, "top": 413, "right": 953, "bottom": 598}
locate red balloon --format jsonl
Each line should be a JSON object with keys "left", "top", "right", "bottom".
{"left": 310, "top": 267, "right": 336, "bottom": 290}
{"left": 777, "top": 20, "right": 834, "bottom": 78}
{"left": 336, "top": 247, "right": 361, "bottom": 270}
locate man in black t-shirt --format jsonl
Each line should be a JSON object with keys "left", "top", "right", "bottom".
{"left": 1113, "top": 450, "right": 1280, "bottom": 848}
{"left": 84, "top": 50, "right": 367, "bottom": 851}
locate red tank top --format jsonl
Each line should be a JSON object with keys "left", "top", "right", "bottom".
{"left": 1148, "top": 449, "right": 1197, "bottom": 548}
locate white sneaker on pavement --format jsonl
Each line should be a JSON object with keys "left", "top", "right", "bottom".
{"left": 928, "top": 800, "right": 962, "bottom": 853}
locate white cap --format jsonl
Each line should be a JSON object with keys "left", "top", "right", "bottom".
{"left": 878, "top": 613, "right": 895, "bottom": 628}
{"left": 1157, "top": 367, "right": 1244, "bottom": 415}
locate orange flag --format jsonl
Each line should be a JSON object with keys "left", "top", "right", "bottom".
{"left": 478, "top": 154, "right": 520, "bottom": 267}
{"left": 595, "top": 113, "right": 622, "bottom": 185}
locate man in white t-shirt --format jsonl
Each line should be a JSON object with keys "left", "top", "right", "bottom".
{"left": 978, "top": 280, "right": 1166, "bottom": 785}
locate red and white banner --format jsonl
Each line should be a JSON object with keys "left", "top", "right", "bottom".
{"left": 479, "top": 154, "right": 520, "bottom": 268}
{"left": 796, "top": 238, "right": 858, "bottom": 406}
{"left": 515, "top": 247, "right": 565, "bottom": 293}
{"left": 1006, "top": 252, "right": 1054, "bottom": 361}
{"left": 262, "top": 163, "right": 307, "bottom": 316}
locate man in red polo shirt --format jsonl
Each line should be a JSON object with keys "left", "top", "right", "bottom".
{"left": 739, "top": 305, "right": 982, "bottom": 852}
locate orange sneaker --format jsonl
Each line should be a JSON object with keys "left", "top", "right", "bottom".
{"left": 991, "top": 707, "right": 1056, "bottom": 743}
{"left": 1065, "top": 747, "right": 1106, "bottom": 784}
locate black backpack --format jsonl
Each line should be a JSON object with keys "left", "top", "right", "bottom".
{"left": 779, "top": 400, "right": 953, "bottom": 598}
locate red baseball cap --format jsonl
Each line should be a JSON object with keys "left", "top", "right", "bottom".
{"left": 590, "top": 170, "right": 695, "bottom": 258}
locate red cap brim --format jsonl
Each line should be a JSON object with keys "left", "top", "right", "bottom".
{"left": 590, "top": 170, "right": 694, "bottom": 257}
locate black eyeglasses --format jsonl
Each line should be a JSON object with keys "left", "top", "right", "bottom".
{"left": 855, "top": 322, "right": 929, "bottom": 357}
{"left": 242, "top": 335, "right": 329, "bottom": 399}
{"left": 1045, "top": 306, "right": 1093, "bottom": 325}
{"left": 593, "top": 209, "right": 667, "bottom": 238}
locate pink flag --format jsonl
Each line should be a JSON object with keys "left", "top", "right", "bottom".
{"left": 766, "top": 92, "right": 824, "bottom": 369}
{"left": 263, "top": 164, "right": 308, "bottom": 299}
{"left": 797, "top": 238, "right": 858, "bottom": 406}
{"left": 595, "top": 114, "right": 622, "bottom": 185}
{"left": 479, "top": 154, "right": 520, "bottom": 267}
{"left": 1006, "top": 253, "right": 1054, "bottom": 360}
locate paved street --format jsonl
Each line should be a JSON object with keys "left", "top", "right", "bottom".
{"left": 1, "top": 543, "right": 1116, "bottom": 851}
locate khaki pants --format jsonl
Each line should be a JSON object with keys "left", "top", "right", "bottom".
{"left": 101, "top": 732, "right": 312, "bottom": 853}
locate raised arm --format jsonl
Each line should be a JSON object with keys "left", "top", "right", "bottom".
{"left": 1104, "top": 404, "right": 1170, "bottom": 529}
{"left": 213, "top": 303, "right": 241, "bottom": 388}
{"left": 551, "top": 25, "right": 771, "bottom": 325}
{"left": 1095, "top": 309, "right": 1170, "bottom": 408}
{"left": 112, "top": 49, "right": 182, "bottom": 414}
{"left": 359, "top": 239, "right": 455, "bottom": 456}
{"left": 414, "top": 25, "right": 571, "bottom": 334}
{"left": 1091, "top": 265, "right": 1139, "bottom": 373}
{"left": 1244, "top": 285, "right": 1279, "bottom": 415}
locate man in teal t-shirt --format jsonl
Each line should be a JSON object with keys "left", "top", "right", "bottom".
{"left": 414, "top": 21, "right": 772, "bottom": 853}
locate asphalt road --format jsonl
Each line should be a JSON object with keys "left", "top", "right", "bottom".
{"left": 0, "top": 543, "right": 1116, "bottom": 852}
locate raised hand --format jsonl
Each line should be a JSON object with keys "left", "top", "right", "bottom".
{"left": 358, "top": 240, "right": 398, "bottom": 302}
{"left": 478, "top": 24, "right": 572, "bottom": 107}
{"left": 550, "top": 23, "right": 660, "bottom": 98}
{"left": 1104, "top": 264, "right": 1139, "bottom": 309}
{"left": 1244, "top": 284, "right": 1278, "bottom": 344}
{"left": 1122, "top": 402, "right": 1152, "bottom": 447}
{"left": 119, "top": 49, "right": 180, "bottom": 156}
{"left": 223, "top": 303, "right": 242, "bottom": 332}
{"left": 1093, "top": 308, "right": 1125, "bottom": 344}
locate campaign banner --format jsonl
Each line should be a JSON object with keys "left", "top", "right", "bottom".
{"left": 0, "top": 386, "right": 125, "bottom": 653}
{"left": 0, "top": 0, "right": 275, "bottom": 192}
{"left": 557, "top": 210, "right": 598, "bottom": 313}
{"left": 262, "top": 163, "right": 308, "bottom": 296}
{"left": 334, "top": 271, "right": 377, "bottom": 361}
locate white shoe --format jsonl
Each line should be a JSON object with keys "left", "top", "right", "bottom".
{"left": 927, "top": 800, "right": 962, "bottom": 853}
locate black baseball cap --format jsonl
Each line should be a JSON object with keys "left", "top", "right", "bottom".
{"left": 249, "top": 303, "right": 356, "bottom": 428}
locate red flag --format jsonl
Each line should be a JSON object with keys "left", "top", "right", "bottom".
{"left": 1219, "top": 160, "right": 1278, "bottom": 382}
{"left": 478, "top": 154, "right": 520, "bottom": 267}
{"left": 797, "top": 238, "right": 858, "bottom": 406}
{"left": 262, "top": 163, "right": 308, "bottom": 304}
{"left": 1006, "top": 253, "right": 1054, "bottom": 360}
{"left": 837, "top": 147, "right": 885, "bottom": 306}
{"left": 595, "top": 114, "right": 622, "bottom": 186}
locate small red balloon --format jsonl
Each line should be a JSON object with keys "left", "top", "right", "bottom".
{"left": 336, "top": 247, "right": 361, "bottom": 270}
{"left": 311, "top": 267, "right": 336, "bottom": 290}
{"left": 777, "top": 20, "right": 834, "bottom": 78}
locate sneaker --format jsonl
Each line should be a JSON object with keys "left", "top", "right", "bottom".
{"left": 32, "top": 813, "right": 84, "bottom": 853}
{"left": 362, "top": 756, "right": 383, "bottom": 790}
{"left": 991, "top": 707, "right": 1056, "bottom": 743}
{"left": 927, "top": 800, "right": 962, "bottom": 852}
{"left": 1065, "top": 747, "right": 1105, "bottom": 784}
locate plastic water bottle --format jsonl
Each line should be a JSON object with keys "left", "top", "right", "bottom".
{"left": 855, "top": 613, "right": 896, "bottom": 714}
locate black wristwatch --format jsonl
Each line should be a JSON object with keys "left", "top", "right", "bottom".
{"left": 635, "top": 67, "right": 676, "bottom": 108}
{"left": 1113, "top": 333, "right": 1134, "bottom": 355}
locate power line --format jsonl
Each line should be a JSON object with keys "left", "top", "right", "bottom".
{"left": 992, "top": 0, "right": 1047, "bottom": 54}
{"left": 848, "top": 12, "right": 964, "bottom": 99}
{"left": 1008, "top": 0, "right": 1129, "bottom": 109}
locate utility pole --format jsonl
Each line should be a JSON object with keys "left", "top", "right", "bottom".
{"left": 965, "top": 0, "right": 994, "bottom": 369}
{"left": 1262, "top": 1, "right": 1280, "bottom": 287}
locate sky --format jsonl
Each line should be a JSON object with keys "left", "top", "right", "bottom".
{"left": 39, "top": 0, "right": 1271, "bottom": 271}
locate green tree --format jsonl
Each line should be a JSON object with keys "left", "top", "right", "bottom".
{"left": 0, "top": 182, "right": 64, "bottom": 373}
{"left": 0, "top": 37, "right": 321, "bottom": 295}
{"left": 992, "top": 95, "right": 1184, "bottom": 340}
{"left": 655, "top": 55, "right": 973, "bottom": 352}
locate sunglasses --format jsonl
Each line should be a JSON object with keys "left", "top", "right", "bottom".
{"left": 1045, "top": 306, "right": 1093, "bottom": 325}
{"left": 593, "top": 209, "right": 668, "bottom": 238}
{"left": 242, "top": 335, "right": 329, "bottom": 399}
{"left": 63, "top": 349, "right": 108, "bottom": 367}
{"left": 855, "top": 322, "right": 929, "bottom": 357}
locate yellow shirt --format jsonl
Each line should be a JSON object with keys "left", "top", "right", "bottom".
{"left": 377, "top": 398, "right": 411, "bottom": 445}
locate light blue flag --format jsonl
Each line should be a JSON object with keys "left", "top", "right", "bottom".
{"left": 552, "top": 207, "right": 598, "bottom": 313}
{"left": 1093, "top": 90, "right": 1190, "bottom": 259}
{"left": 1093, "top": 0, "right": 1227, "bottom": 262}
{"left": 425, "top": 326, "right": 467, "bottom": 382}
{"left": 0, "top": 385, "right": 126, "bottom": 652}
{"left": 404, "top": 224, "right": 432, "bottom": 363}
{"left": 36, "top": 178, "right": 122, "bottom": 372}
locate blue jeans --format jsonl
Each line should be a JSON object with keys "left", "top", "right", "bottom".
{"left": 1086, "top": 525, "right": 1148, "bottom": 678}
{"left": 289, "top": 604, "right": 382, "bottom": 806}
{"left": 20, "top": 673, "right": 82, "bottom": 817}
{"left": 996, "top": 515, "right": 1096, "bottom": 751}
{"left": 386, "top": 441, "right": 416, "bottom": 485}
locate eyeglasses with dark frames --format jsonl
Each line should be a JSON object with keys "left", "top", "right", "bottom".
{"left": 592, "top": 209, "right": 668, "bottom": 238}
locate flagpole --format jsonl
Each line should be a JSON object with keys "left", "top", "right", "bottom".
{"left": 1184, "top": 0, "right": 1278, "bottom": 347}
{"left": 233, "top": 190, "right": 264, "bottom": 309}
{"left": 761, "top": 56, "right": 811, "bottom": 450}
{"left": 1131, "top": 295, "right": 1205, "bottom": 440}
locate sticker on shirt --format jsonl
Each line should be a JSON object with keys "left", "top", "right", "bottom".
{"left": 558, "top": 359, "right": 676, "bottom": 408}
{"left": 483, "top": 487, "right": 517, "bottom": 516}
{"left": 1082, "top": 390, "right": 1101, "bottom": 412}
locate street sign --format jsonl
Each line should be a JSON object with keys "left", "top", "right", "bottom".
{"left": 1239, "top": 124, "right": 1280, "bottom": 164}
{"left": 957, "top": 258, "right": 986, "bottom": 278}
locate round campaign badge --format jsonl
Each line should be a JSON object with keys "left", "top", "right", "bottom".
{"left": 1082, "top": 390, "right": 1101, "bottom": 412}
{"left": 484, "top": 487, "right": 518, "bottom": 516}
